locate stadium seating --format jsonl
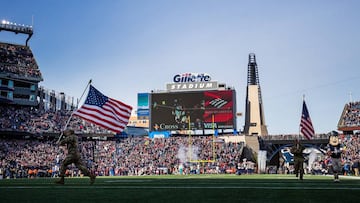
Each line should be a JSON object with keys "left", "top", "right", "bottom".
{"left": 0, "top": 104, "right": 359, "bottom": 178}
{"left": 0, "top": 42, "right": 42, "bottom": 80}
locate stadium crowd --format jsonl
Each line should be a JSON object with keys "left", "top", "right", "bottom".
{"left": 0, "top": 135, "right": 248, "bottom": 179}
{"left": 0, "top": 42, "right": 42, "bottom": 79}
{"left": 0, "top": 101, "right": 359, "bottom": 179}
{"left": 0, "top": 132, "right": 358, "bottom": 179}
{"left": 339, "top": 101, "right": 360, "bottom": 127}
{"left": 0, "top": 106, "right": 112, "bottom": 134}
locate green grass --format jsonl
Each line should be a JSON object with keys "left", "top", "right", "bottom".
{"left": 0, "top": 174, "right": 359, "bottom": 203}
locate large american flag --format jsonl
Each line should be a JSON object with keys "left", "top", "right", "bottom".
{"left": 73, "top": 85, "right": 132, "bottom": 133}
{"left": 300, "top": 100, "right": 315, "bottom": 140}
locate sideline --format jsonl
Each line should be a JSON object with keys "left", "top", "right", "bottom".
{"left": 1, "top": 185, "right": 360, "bottom": 190}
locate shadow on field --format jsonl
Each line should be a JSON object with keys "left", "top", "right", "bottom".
{"left": 0, "top": 175, "right": 359, "bottom": 203}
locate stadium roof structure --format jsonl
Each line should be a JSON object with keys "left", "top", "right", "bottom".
{"left": 337, "top": 126, "right": 360, "bottom": 132}
{"left": 0, "top": 20, "right": 33, "bottom": 46}
{"left": 337, "top": 101, "right": 360, "bottom": 133}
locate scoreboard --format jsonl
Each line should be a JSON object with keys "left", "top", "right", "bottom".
{"left": 150, "top": 89, "right": 236, "bottom": 132}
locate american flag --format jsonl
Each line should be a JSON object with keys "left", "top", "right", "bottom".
{"left": 300, "top": 100, "right": 315, "bottom": 140}
{"left": 73, "top": 85, "right": 132, "bottom": 133}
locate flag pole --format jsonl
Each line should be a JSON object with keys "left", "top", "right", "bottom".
{"left": 298, "top": 94, "right": 305, "bottom": 140}
{"left": 56, "top": 79, "right": 92, "bottom": 143}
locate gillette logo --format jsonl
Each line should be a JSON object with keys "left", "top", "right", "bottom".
{"left": 173, "top": 73, "right": 211, "bottom": 83}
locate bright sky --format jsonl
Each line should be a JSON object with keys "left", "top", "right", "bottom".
{"left": 1, "top": 0, "right": 360, "bottom": 135}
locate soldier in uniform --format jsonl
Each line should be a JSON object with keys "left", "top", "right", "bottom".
{"left": 55, "top": 129, "right": 95, "bottom": 185}
{"left": 290, "top": 139, "right": 305, "bottom": 180}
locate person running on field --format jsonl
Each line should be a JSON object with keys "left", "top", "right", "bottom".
{"left": 326, "top": 131, "right": 344, "bottom": 183}
{"left": 55, "top": 129, "right": 95, "bottom": 185}
{"left": 291, "top": 139, "right": 305, "bottom": 180}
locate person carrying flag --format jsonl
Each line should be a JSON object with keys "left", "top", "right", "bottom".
{"left": 54, "top": 82, "right": 130, "bottom": 184}
{"left": 55, "top": 129, "right": 96, "bottom": 185}
{"left": 291, "top": 139, "right": 305, "bottom": 180}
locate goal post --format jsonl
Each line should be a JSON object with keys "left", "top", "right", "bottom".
{"left": 187, "top": 114, "right": 217, "bottom": 163}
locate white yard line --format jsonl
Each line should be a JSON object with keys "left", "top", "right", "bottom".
{"left": 1, "top": 185, "right": 360, "bottom": 190}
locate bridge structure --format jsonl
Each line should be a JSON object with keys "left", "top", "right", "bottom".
{"left": 258, "top": 134, "right": 329, "bottom": 165}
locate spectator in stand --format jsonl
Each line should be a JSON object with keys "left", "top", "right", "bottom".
{"left": 353, "top": 157, "right": 359, "bottom": 176}
{"left": 343, "top": 161, "right": 352, "bottom": 176}
{"left": 311, "top": 160, "right": 323, "bottom": 175}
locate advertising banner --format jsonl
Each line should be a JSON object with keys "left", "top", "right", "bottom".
{"left": 137, "top": 93, "right": 149, "bottom": 118}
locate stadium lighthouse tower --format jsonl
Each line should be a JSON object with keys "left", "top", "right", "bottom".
{"left": 244, "top": 53, "right": 268, "bottom": 136}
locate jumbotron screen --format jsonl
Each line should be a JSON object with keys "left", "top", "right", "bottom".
{"left": 150, "top": 90, "right": 236, "bottom": 131}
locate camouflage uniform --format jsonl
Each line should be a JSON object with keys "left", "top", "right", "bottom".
{"left": 56, "top": 130, "right": 95, "bottom": 185}
{"left": 291, "top": 140, "right": 305, "bottom": 180}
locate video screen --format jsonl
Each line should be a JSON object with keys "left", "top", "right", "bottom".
{"left": 150, "top": 90, "right": 236, "bottom": 131}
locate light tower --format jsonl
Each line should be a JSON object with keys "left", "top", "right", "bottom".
{"left": 244, "top": 53, "right": 268, "bottom": 136}
{"left": 0, "top": 20, "right": 33, "bottom": 46}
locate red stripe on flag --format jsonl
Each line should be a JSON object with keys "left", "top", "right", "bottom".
{"left": 300, "top": 101, "right": 315, "bottom": 140}
{"left": 73, "top": 85, "right": 132, "bottom": 133}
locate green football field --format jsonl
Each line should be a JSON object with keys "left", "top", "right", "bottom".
{"left": 0, "top": 174, "right": 359, "bottom": 203}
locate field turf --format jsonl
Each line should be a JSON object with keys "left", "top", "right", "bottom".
{"left": 0, "top": 174, "right": 359, "bottom": 203}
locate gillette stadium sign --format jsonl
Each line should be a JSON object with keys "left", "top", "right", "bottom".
{"left": 166, "top": 73, "right": 218, "bottom": 91}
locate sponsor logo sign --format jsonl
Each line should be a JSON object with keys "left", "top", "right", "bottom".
{"left": 166, "top": 73, "right": 217, "bottom": 91}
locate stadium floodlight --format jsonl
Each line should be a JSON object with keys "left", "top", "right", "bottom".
{"left": 0, "top": 19, "right": 33, "bottom": 46}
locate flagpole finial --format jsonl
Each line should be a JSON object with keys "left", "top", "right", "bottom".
{"left": 89, "top": 79, "right": 92, "bottom": 84}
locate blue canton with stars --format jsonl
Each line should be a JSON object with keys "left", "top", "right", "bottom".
{"left": 84, "top": 85, "right": 109, "bottom": 107}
